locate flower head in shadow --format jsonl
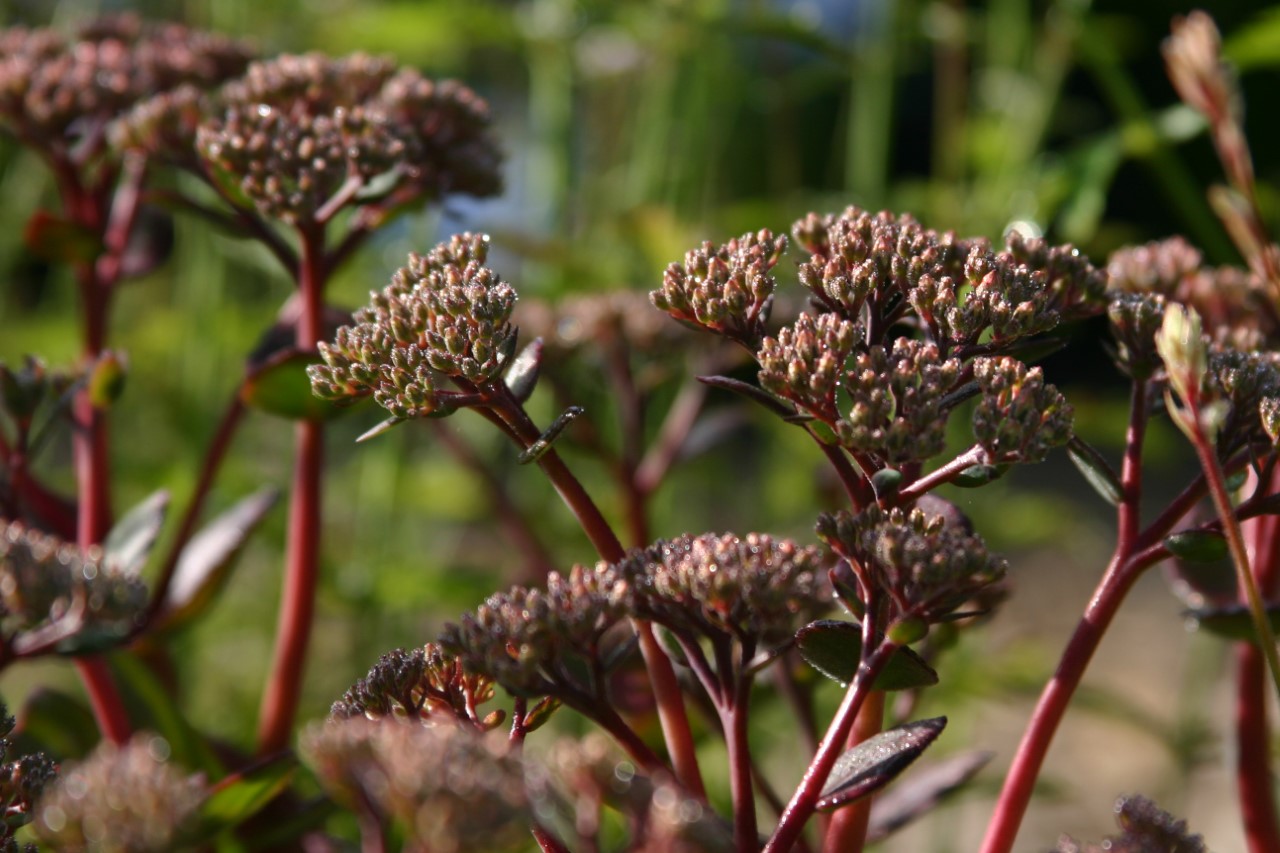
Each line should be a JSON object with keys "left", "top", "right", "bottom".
{"left": 301, "top": 719, "right": 530, "bottom": 853}
{"left": 195, "top": 53, "right": 500, "bottom": 226}
{"left": 309, "top": 234, "right": 518, "bottom": 418}
{"left": 331, "top": 643, "right": 502, "bottom": 730}
{"left": 0, "top": 703, "right": 55, "bottom": 850}
{"left": 817, "top": 506, "right": 1006, "bottom": 625}
{"left": 1056, "top": 794, "right": 1205, "bottom": 853}
{"left": 0, "top": 520, "right": 148, "bottom": 655}
{"left": 620, "top": 532, "right": 830, "bottom": 648}
{"left": 33, "top": 734, "right": 202, "bottom": 853}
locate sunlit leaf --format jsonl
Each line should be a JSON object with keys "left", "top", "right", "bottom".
{"left": 817, "top": 717, "right": 948, "bottom": 811}
{"left": 103, "top": 490, "right": 170, "bottom": 575}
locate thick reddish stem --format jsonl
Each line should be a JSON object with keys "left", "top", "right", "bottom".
{"left": 723, "top": 675, "right": 758, "bottom": 852}
{"left": 822, "top": 690, "right": 885, "bottom": 853}
{"left": 979, "top": 381, "right": 1148, "bottom": 853}
{"left": 257, "top": 226, "right": 327, "bottom": 754}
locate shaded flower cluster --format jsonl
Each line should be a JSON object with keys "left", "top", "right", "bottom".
{"left": 620, "top": 532, "right": 830, "bottom": 646}
{"left": 195, "top": 52, "right": 500, "bottom": 225}
{"left": 971, "top": 357, "right": 1073, "bottom": 463}
{"left": 331, "top": 643, "right": 501, "bottom": 730}
{"left": 1107, "top": 237, "right": 1278, "bottom": 349}
{"left": 817, "top": 506, "right": 1007, "bottom": 623}
{"left": 301, "top": 718, "right": 529, "bottom": 853}
{"left": 1056, "top": 794, "right": 1206, "bottom": 853}
{"left": 0, "top": 704, "right": 55, "bottom": 853}
{"left": 650, "top": 229, "right": 787, "bottom": 347}
{"left": 439, "top": 562, "right": 628, "bottom": 701}
{"left": 309, "top": 234, "right": 518, "bottom": 418}
{"left": 33, "top": 735, "right": 202, "bottom": 853}
{"left": 0, "top": 15, "right": 251, "bottom": 158}
{"left": 0, "top": 520, "right": 147, "bottom": 648}
{"left": 1205, "top": 347, "right": 1280, "bottom": 455}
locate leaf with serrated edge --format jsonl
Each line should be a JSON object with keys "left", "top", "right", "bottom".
{"left": 103, "top": 490, "right": 170, "bottom": 575}
{"left": 817, "top": 717, "right": 947, "bottom": 811}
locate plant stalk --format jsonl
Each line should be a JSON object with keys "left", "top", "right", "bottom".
{"left": 822, "top": 690, "right": 884, "bottom": 853}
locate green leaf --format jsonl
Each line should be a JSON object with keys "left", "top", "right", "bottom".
{"left": 1164, "top": 530, "right": 1229, "bottom": 564}
{"left": 159, "top": 488, "right": 280, "bottom": 632}
{"left": 11, "top": 688, "right": 98, "bottom": 759}
{"left": 817, "top": 717, "right": 948, "bottom": 811}
{"left": 103, "top": 490, "right": 170, "bottom": 575}
{"left": 950, "top": 464, "right": 1004, "bottom": 488}
{"left": 871, "top": 468, "right": 903, "bottom": 498}
{"left": 1225, "top": 8, "right": 1280, "bottom": 70}
{"left": 241, "top": 350, "right": 347, "bottom": 421}
{"left": 197, "top": 754, "right": 296, "bottom": 837}
{"left": 796, "top": 620, "right": 938, "bottom": 691}
{"left": 1067, "top": 436, "right": 1122, "bottom": 506}
{"left": 504, "top": 338, "right": 543, "bottom": 403}
{"left": 1185, "top": 602, "right": 1280, "bottom": 644}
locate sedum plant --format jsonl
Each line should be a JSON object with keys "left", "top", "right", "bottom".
{"left": 3, "top": 7, "right": 1280, "bottom": 853}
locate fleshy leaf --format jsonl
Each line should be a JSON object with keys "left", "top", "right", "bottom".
{"left": 159, "top": 489, "right": 280, "bottom": 631}
{"left": 1067, "top": 436, "right": 1122, "bottom": 506}
{"left": 103, "top": 490, "right": 170, "bottom": 575}
{"left": 796, "top": 620, "right": 938, "bottom": 691}
{"left": 950, "top": 464, "right": 1004, "bottom": 488}
{"left": 817, "top": 717, "right": 948, "bottom": 811}
{"left": 1164, "top": 530, "right": 1229, "bottom": 563}
{"left": 196, "top": 754, "right": 297, "bottom": 837}
{"left": 242, "top": 350, "right": 347, "bottom": 421}
{"left": 1185, "top": 602, "right": 1280, "bottom": 643}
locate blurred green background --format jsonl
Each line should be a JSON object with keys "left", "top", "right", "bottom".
{"left": 3, "top": 0, "right": 1280, "bottom": 849}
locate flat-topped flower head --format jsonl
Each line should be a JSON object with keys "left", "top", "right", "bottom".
{"left": 757, "top": 312, "right": 859, "bottom": 424}
{"left": 1056, "top": 794, "right": 1205, "bottom": 853}
{"left": 0, "top": 16, "right": 251, "bottom": 159}
{"left": 1206, "top": 347, "right": 1280, "bottom": 455}
{"left": 972, "top": 357, "right": 1073, "bottom": 464}
{"left": 331, "top": 643, "right": 499, "bottom": 729}
{"left": 309, "top": 234, "right": 518, "bottom": 418}
{"left": 620, "top": 532, "right": 830, "bottom": 646}
{"left": 793, "top": 206, "right": 969, "bottom": 323}
{"left": 196, "top": 53, "right": 500, "bottom": 225}
{"left": 438, "top": 562, "right": 627, "bottom": 701}
{"left": 817, "top": 506, "right": 1006, "bottom": 623}
{"left": 301, "top": 719, "right": 529, "bottom": 853}
{"left": 33, "top": 735, "right": 202, "bottom": 853}
{"left": 0, "top": 519, "right": 148, "bottom": 646}
{"left": 650, "top": 229, "right": 787, "bottom": 347}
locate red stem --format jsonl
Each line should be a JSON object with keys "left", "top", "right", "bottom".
{"left": 256, "top": 225, "right": 327, "bottom": 754}
{"left": 979, "top": 381, "right": 1149, "bottom": 853}
{"left": 1235, "top": 469, "right": 1280, "bottom": 853}
{"left": 724, "top": 675, "right": 758, "bottom": 852}
{"left": 765, "top": 640, "right": 900, "bottom": 853}
{"left": 822, "top": 690, "right": 885, "bottom": 853}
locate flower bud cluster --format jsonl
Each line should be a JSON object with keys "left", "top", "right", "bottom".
{"left": 439, "top": 562, "right": 628, "bottom": 700}
{"left": 793, "top": 207, "right": 969, "bottom": 322}
{"left": 301, "top": 718, "right": 530, "bottom": 853}
{"left": 0, "top": 16, "right": 251, "bottom": 156}
{"left": 972, "top": 357, "right": 1073, "bottom": 463}
{"left": 1107, "top": 238, "right": 1276, "bottom": 349}
{"left": 619, "top": 532, "right": 830, "bottom": 646}
{"left": 757, "top": 312, "right": 859, "bottom": 423}
{"left": 817, "top": 506, "right": 1006, "bottom": 623}
{"left": 0, "top": 520, "right": 147, "bottom": 640}
{"left": 33, "top": 735, "right": 202, "bottom": 853}
{"left": 195, "top": 53, "right": 500, "bottom": 225}
{"left": 1206, "top": 347, "right": 1280, "bottom": 453}
{"left": 650, "top": 229, "right": 787, "bottom": 346}
{"left": 0, "top": 704, "right": 54, "bottom": 849}
{"left": 309, "top": 234, "right": 518, "bottom": 418}
{"left": 1056, "top": 794, "right": 1205, "bottom": 853}
{"left": 331, "top": 643, "right": 497, "bottom": 727}
{"left": 1108, "top": 293, "right": 1170, "bottom": 380}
